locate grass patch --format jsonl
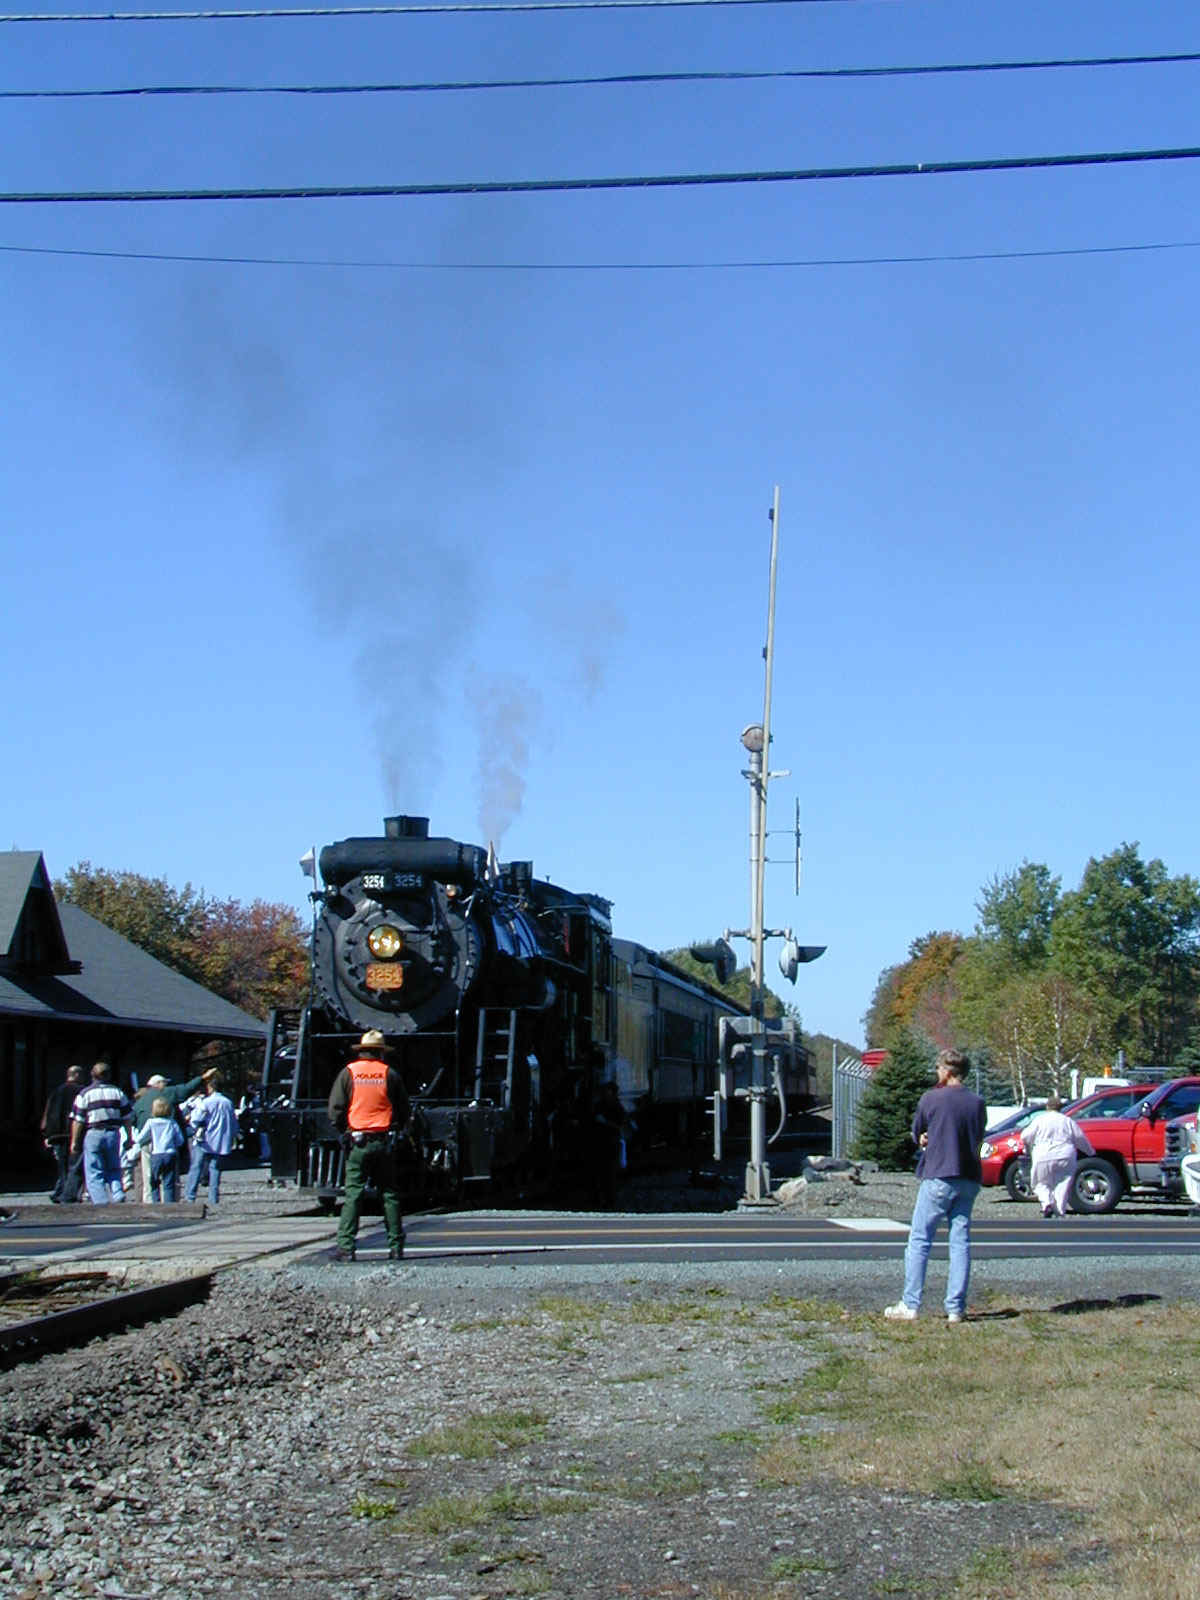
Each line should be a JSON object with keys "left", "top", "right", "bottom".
{"left": 350, "top": 1494, "right": 397, "bottom": 1520}
{"left": 534, "top": 1289, "right": 744, "bottom": 1332}
{"left": 573, "top": 1464, "right": 706, "bottom": 1502}
{"left": 399, "top": 1485, "right": 592, "bottom": 1537}
{"left": 408, "top": 1408, "right": 548, "bottom": 1460}
{"left": 758, "top": 1350, "right": 870, "bottom": 1426}
{"left": 599, "top": 1366, "right": 678, "bottom": 1385}
{"left": 755, "top": 1298, "right": 1200, "bottom": 1598}
{"left": 767, "top": 1554, "right": 837, "bottom": 1578}
{"left": 398, "top": 1484, "right": 539, "bottom": 1536}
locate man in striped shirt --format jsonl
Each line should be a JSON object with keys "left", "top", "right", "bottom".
{"left": 69, "top": 1062, "right": 133, "bottom": 1205}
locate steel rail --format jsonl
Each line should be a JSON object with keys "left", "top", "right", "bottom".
{"left": 0, "top": 1272, "right": 213, "bottom": 1366}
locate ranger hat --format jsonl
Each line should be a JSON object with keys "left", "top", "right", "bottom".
{"left": 359, "top": 1029, "right": 391, "bottom": 1052}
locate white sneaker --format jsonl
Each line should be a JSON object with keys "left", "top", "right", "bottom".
{"left": 883, "top": 1301, "right": 918, "bottom": 1321}
{"left": 946, "top": 1311, "right": 964, "bottom": 1324}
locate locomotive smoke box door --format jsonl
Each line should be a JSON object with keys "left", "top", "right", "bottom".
{"left": 367, "top": 964, "right": 405, "bottom": 990}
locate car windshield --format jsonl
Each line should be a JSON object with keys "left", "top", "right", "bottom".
{"left": 1065, "top": 1086, "right": 1156, "bottom": 1119}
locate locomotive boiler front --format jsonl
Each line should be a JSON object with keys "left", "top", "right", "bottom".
{"left": 313, "top": 816, "right": 488, "bottom": 1034}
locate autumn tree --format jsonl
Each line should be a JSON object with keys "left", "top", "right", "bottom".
{"left": 56, "top": 863, "right": 208, "bottom": 984}
{"left": 187, "top": 897, "right": 310, "bottom": 1017}
{"left": 862, "top": 932, "right": 965, "bottom": 1050}
{"left": 56, "top": 864, "right": 309, "bottom": 1020}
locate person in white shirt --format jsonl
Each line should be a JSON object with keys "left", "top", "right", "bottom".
{"left": 1021, "top": 1095, "right": 1094, "bottom": 1218}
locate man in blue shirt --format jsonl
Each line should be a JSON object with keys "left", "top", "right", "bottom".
{"left": 184, "top": 1069, "right": 240, "bottom": 1206}
{"left": 884, "top": 1048, "right": 987, "bottom": 1325}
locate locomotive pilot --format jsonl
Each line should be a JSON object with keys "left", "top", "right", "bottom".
{"left": 328, "top": 1029, "right": 411, "bottom": 1262}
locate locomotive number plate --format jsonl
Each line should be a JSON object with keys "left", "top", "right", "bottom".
{"left": 366, "top": 963, "right": 405, "bottom": 990}
{"left": 362, "top": 871, "right": 425, "bottom": 892}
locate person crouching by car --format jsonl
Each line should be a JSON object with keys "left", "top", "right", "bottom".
{"left": 1021, "top": 1094, "right": 1094, "bottom": 1218}
{"left": 327, "top": 1030, "right": 410, "bottom": 1263}
{"left": 184, "top": 1069, "right": 240, "bottom": 1206}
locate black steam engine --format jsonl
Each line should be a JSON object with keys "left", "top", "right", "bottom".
{"left": 262, "top": 815, "right": 814, "bottom": 1205}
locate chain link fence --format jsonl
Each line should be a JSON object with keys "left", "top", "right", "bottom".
{"left": 831, "top": 1052, "right": 872, "bottom": 1159}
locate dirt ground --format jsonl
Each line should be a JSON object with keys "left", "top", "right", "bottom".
{"left": 0, "top": 1159, "right": 1085, "bottom": 1600}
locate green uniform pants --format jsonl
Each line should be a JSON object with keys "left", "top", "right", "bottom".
{"left": 336, "top": 1135, "right": 404, "bottom": 1251}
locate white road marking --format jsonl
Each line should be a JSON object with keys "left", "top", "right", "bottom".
{"left": 828, "top": 1218, "right": 910, "bottom": 1233}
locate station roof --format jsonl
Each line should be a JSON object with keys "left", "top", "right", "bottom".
{"left": 0, "top": 852, "right": 266, "bottom": 1041}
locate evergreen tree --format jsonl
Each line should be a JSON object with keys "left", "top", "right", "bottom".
{"left": 851, "top": 1030, "right": 935, "bottom": 1171}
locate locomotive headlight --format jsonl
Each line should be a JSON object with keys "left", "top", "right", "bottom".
{"left": 367, "top": 924, "right": 404, "bottom": 959}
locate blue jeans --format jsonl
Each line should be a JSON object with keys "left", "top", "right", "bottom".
{"left": 185, "top": 1147, "right": 224, "bottom": 1204}
{"left": 83, "top": 1128, "right": 126, "bottom": 1205}
{"left": 149, "top": 1151, "right": 179, "bottom": 1203}
{"left": 901, "top": 1177, "right": 980, "bottom": 1317}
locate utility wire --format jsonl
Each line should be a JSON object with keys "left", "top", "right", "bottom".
{"left": 4, "top": 235, "right": 1200, "bottom": 270}
{"left": 7, "top": 49, "right": 1200, "bottom": 98}
{"left": 4, "top": 143, "right": 1200, "bottom": 203}
{"left": 0, "top": 0, "right": 872, "bottom": 21}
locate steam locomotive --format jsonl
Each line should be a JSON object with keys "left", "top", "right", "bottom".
{"left": 261, "top": 815, "right": 812, "bottom": 1203}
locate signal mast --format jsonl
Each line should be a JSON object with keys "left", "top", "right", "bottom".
{"left": 693, "top": 487, "right": 824, "bottom": 1203}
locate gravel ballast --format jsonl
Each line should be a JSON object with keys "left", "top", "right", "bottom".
{"left": 0, "top": 1163, "right": 1192, "bottom": 1599}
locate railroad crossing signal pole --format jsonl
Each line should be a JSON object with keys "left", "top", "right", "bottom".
{"left": 723, "top": 488, "right": 824, "bottom": 1204}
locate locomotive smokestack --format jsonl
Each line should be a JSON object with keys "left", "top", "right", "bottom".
{"left": 384, "top": 816, "right": 430, "bottom": 840}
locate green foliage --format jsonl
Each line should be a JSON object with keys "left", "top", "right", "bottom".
{"left": 850, "top": 1030, "right": 934, "bottom": 1170}
{"left": 975, "top": 861, "right": 1061, "bottom": 970}
{"left": 56, "top": 862, "right": 207, "bottom": 980}
{"left": 662, "top": 946, "right": 785, "bottom": 1018}
{"left": 868, "top": 844, "right": 1200, "bottom": 1092}
{"left": 1050, "top": 843, "right": 1200, "bottom": 1065}
{"left": 56, "top": 861, "right": 309, "bottom": 1019}
{"left": 803, "top": 1031, "right": 865, "bottom": 1101}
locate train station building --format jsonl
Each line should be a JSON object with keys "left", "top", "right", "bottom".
{"left": 0, "top": 850, "right": 267, "bottom": 1170}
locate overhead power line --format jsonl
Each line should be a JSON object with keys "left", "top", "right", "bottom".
{"left": 0, "top": 0, "right": 868, "bottom": 20}
{"left": 7, "top": 49, "right": 1200, "bottom": 98}
{"left": 4, "top": 143, "right": 1200, "bottom": 204}
{"left": 5, "top": 235, "right": 1200, "bottom": 270}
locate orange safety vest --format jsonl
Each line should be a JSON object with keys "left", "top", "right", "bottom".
{"left": 345, "top": 1057, "right": 395, "bottom": 1133}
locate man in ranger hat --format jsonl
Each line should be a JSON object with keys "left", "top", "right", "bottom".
{"left": 327, "top": 1030, "right": 410, "bottom": 1262}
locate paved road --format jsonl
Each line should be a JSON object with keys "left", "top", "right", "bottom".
{"left": 4, "top": 1208, "right": 1196, "bottom": 1272}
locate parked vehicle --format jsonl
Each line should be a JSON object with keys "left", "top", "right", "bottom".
{"left": 1159, "top": 1112, "right": 1199, "bottom": 1201}
{"left": 1021, "top": 1077, "right": 1200, "bottom": 1214}
{"left": 981, "top": 1083, "right": 1156, "bottom": 1201}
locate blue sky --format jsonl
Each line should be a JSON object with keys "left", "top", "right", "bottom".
{"left": 4, "top": 0, "right": 1200, "bottom": 1049}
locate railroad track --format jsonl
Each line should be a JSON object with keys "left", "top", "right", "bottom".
{"left": 0, "top": 1267, "right": 213, "bottom": 1367}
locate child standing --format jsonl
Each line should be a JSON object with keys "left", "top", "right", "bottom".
{"left": 130, "top": 1096, "right": 185, "bottom": 1202}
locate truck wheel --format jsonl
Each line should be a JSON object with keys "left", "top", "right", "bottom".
{"left": 1071, "top": 1158, "right": 1124, "bottom": 1214}
{"left": 1004, "top": 1159, "right": 1033, "bottom": 1202}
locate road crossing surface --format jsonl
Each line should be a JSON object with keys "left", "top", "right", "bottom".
{"left": 2, "top": 1207, "right": 1196, "bottom": 1273}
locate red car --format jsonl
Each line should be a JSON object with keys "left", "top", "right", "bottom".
{"left": 979, "top": 1083, "right": 1157, "bottom": 1201}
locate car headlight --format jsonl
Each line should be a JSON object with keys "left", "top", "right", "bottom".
{"left": 367, "top": 924, "right": 404, "bottom": 959}
{"left": 980, "top": 1141, "right": 995, "bottom": 1158}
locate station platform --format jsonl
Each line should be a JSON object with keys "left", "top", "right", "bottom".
{"left": 0, "top": 1164, "right": 338, "bottom": 1278}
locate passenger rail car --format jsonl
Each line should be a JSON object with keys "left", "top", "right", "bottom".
{"left": 261, "top": 815, "right": 813, "bottom": 1203}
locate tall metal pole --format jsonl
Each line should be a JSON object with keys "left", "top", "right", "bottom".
{"left": 744, "top": 486, "right": 781, "bottom": 1202}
